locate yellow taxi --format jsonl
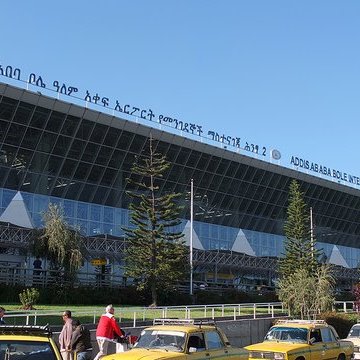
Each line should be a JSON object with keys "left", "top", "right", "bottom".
{"left": 245, "top": 319, "right": 353, "bottom": 360}
{"left": 102, "top": 318, "right": 248, "bottom": 360}
{"left": 0, "top": 325, "right": 62, "bottom": 360}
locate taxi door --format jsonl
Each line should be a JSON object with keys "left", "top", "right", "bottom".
{"left": 186, "top": 333, "right": 211, "bottom": 360}
{"left": 204, "top": 330, "right": 231, "bottom": 360}
{"left": 309, "top": 328, "right": 327, "bottom": 360}
{"left": 320, "top": 327, "right": 342, "bottom": 360}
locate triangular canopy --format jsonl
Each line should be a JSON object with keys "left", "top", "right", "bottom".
{"left": 328, "top": 245, "right": 348, "bottom": 268}
{"left": 231, "top": 229, "right": 255, "bottom": 256}
{"left": 183, "top": 220, "right": 204, "bottom": 250}
{"left": 0, "top": 191, "right": 35, "bottom": 229}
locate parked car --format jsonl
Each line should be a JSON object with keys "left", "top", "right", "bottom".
{"left": 345, "top": 323, "right": 360, "bottom": 359}
{"left": 245, "top": 319, "right": 353, "bottom": 360}
{"left": 102, "top": 318, "right": 248, "bottom": 360}
{"left": 0, "top": 325, "right": 62, "bottom": 360}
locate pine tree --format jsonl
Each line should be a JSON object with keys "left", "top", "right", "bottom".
{"left": 279, "top": 180, "right": 320, "bottom": 278}
{"left": 123, "top": 137, "right": 188, "bottom": 306}
{"left": 277, "top": 180, "right": 334, "bottom": 318}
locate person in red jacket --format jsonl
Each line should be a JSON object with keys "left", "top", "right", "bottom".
{"left": 93, "top": 304, "right": 123, "bottom": 360}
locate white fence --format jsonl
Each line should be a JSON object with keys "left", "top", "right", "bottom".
{"left": 3, "top": 301, "right": 356, "bottom": 328}
{"left": 3, "top": 302, "right": 286, "bottom": 328}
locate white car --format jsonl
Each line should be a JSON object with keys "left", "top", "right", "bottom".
{"left": 346, "top": 323, "right": 360, "bottom": 359}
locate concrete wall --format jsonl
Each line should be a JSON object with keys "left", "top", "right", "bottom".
{"left": 216, "top": 317, "right": 276, "bottom": 347}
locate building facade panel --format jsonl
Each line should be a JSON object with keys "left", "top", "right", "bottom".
{"left": 1, "top": 82, "right": 360, "bottom": 282}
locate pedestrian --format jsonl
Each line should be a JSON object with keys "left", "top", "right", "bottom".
{"left": 71, "top": 319, "right": 92, "bottom": 360}
{"left": 33, "top": 257, "right": 42, "bottom": 276}
{"left": 93, "top": 305, "right": 124, "bottom": 360}
{"left": 0, "top": 307, "right": 5, "bottom": 325}
{"left": 59, "top": 310, "right": 74, "bottom": 360}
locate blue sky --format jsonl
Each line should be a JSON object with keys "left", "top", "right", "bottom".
{"left": 1, "top": 1, "right": 360, "bottom": 187}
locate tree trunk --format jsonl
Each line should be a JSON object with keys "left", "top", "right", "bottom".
{"left": 151, "top": 281, "right": 157, "bottom": 307}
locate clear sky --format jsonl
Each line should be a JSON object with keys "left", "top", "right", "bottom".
{"left": 1, "top": 1, "right": 360, "bottom": 187}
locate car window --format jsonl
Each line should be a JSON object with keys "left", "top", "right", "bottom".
{"left": 134, "top": 329, "right": 185, "bottom": 351}
{"left": 265, "top": 327, "right": 307, "bottom": 343}
{"left": 0, "top": 340, "right": 57, "bottom": 360}
{"left": 310, "top": 329, "right": 322, "bottom": 343}
{"left": 349, "top": 327, "right": 360, "bottom": 337}
{"left": 321, "top": 328, "right": 336, "bottom": 342}
{"left": 205, "top": 331, "right": 225, "bottom": 350}
{"left": 187, "top": 333, "right": 206, "bottom": 352}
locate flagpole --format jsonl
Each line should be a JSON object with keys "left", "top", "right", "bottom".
{"left": 310, "top": 207, "right": 314, "bottom": 258}
{"left": 190, "top": 178, "right": 194, "bottom": 296}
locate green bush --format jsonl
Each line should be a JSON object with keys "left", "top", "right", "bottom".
{"left": 318, "top": 311, "right": 358, "bottom": 339}
{"left": 2, "top": 283, "right": 278, "bottom": 306}
{"left": 157, "top": 289, "right": 192, "bottom": 306}
{"left": 37, "top": 285, "right": 150, "bottom": 306}
{"left": 0, "top": 285, "right": 24, "bottom": 303}
{"left": 19, "top": 288, "right": 40, "bottom": 309}
{"left": 195, "top": 290, "right": 223, "bottom": 304}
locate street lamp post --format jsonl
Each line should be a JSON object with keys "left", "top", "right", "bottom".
{"left": 190, "top": 179, "right": 194, "bottom": 296}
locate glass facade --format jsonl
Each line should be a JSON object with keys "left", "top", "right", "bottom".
{"left": 1, "top": 82, "right": 360, "bottom": 271}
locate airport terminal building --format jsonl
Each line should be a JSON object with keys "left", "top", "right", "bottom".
{"left": 0, "top": 78, "right": 360, "bottom": 290}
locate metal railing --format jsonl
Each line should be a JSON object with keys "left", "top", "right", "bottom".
{"left": 0, "top": 266, "right": 125, "bottom": 288}
{"left": 3, "top": 302, "right": 286, "bottom": 328}
{"left": 2, "top": 301, "right": 356, "bottom": 328}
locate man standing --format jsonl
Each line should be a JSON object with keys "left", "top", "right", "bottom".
{"left": 59, "top": 310, "right": 74, "bottom": 360}
{"left": 71, "top": 319, "right": 92, "bottom": 360}
{"left": 94, "top": 305, "right": 123, "bottom": 360}
{"left": 33, "top": 257, "right": 42, "bottom": 276}
{"left": 0, "top": 307, "right": 5, "bottom": 325}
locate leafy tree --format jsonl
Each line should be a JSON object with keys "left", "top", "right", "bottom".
{"left": 353, "top": 283, "right": 360, "bottom": 312}
{"left": 32, "top": 203, "right": 83, "bottom": 281}
{"left": 279, "top": 179, "right": 320, "bottom": 278}
{"left": 277, "top": 265, "right": 335, "bottom": 319}
{"left": 123, "top": 137, "right": 188, "bottom": 306}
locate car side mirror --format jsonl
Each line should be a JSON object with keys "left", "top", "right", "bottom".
{"left": 309, "top": 337, "right": 316, "bottom": 345}
{"left": 188, "top": 347, "right": 197, "bottom": 353}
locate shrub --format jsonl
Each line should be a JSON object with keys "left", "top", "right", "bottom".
{"left": 318, "top": 311, "right": 358, "bottom": 339}
{"left": 157, "top": 288, "right": 192, "bottom": 306}
{"left": 0, "top": 285, "right": 24, "bottom": 302}
{"left": 19, "top": 288, "right": 40, "bottom": 310}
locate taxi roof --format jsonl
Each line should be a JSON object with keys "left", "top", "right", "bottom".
{"left": 0, "top": 325, "right": 53, "bottom": 338}
{"left": 274, "top": 320, "right": 329, "bottom": 329}
{"left": 145, "top": 319, "right": 219, "bottom": 333}
{"left": 0, "top": 334, "right": 52, "bottom": 342}
{"left": 144, "top": 324, "right": 218, "bottom": 333}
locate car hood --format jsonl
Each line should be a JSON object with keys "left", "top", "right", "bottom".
{"left": 101, "top": 348, "right": 184, "bottom": 360}
{"left": 345, "top": 338, "right": 360, "bottom": 346}
{"left": 246, "top": 341, "right": 309, "bottom": 353}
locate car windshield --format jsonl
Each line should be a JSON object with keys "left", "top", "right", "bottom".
{"left": 134, "top": 329, "right": 186, "bottom": 352}
{"left": 264, "top": 327, "right": 308, "bottom": 343}
{"left": 348, "top": 327, "right": 360, "bottom": 337}
{"left": 0, "top": 341, "right": 57, "bottom": 360}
